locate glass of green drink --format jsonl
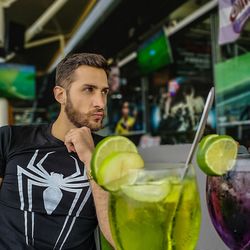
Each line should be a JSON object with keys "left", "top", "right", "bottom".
{"left": 108, "top": 163, "right": 201, "bottom": 250}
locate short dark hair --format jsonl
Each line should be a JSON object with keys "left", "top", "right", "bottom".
{"left": 55, "top": 53, "right": 110, "bottom": 89}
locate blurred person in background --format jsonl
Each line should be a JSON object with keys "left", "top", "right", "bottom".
{"left": 0, "top": 53, "right": 115, "bottom": 249}
{"left": 182, "top": 85, "right": 205, "bottom": 129}
{"left": 115, "top": 101, "right": 137, "bottom": 135}
{"left": 108, "top": 64, "right": 120, "bottom": 94}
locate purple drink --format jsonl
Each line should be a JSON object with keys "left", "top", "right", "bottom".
{"left": 206, "top": 154, "right": 250, "bottom": 250}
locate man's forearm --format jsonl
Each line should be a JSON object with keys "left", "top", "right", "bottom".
{"left": 63, "top": 127, "right": 115, "bottom": 248}
{"left": 88, "top": 179, "right": 115, "bottom": 249}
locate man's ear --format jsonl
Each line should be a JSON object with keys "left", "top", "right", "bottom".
{"left": 53, "top": 86, "right": 66, "bottom": 104}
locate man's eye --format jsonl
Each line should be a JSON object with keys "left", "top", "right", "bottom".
{"left": 102, "top": 89, "right": 109, "bottom": 95}
{"left": 84, "top": 87, "right": 94, "bottom": 93}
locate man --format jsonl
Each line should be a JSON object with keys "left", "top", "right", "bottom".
{"left": 0, "top": 53, "right": 114, "bottom": 249}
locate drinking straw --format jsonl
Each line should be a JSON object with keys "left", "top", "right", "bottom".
{"left": 181, "top": 87, "right": 215, "bottom": 179}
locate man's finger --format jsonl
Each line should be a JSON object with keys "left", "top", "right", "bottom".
{"left": 65, "top": 141, "right": 76, "bottom": 153}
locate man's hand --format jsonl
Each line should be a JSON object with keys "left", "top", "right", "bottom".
{"left": 65, "top": 127, "right": 115, "bottom": 248}
{"left": 64, "top": 127, "right": 94, "bottom": 167}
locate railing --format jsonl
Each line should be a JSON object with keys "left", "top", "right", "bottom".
{"left": 218, "top": 120, "right": 250, "bottom": 139}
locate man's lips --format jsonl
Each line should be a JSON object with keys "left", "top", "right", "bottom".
{"left": 92, "top": 112, "right": 104, "bottom": 119}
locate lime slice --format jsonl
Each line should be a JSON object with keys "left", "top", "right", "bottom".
{"left": 97, "top": 152, "right": 144, "bottom": 191}
{"left": 196, "top": 135, "right": 238, "bottom": 176}
{"left": 121, "top": 180, "right": 170, "bottom": 202}
{"left": 165, "top": 182, "right": 182, "bottom": 203}
{"left": 198, "top": 134, "right": 219, "bottom": 150}
{"left": 91, "top": 136, "right": 138, "bottom": 181}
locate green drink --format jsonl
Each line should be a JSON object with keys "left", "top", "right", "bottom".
{"left": 108, "top": 164, "right": 201, "bottom": 250}
{"left": 90, "top": 136, "right": 201, "bottom": 250}
{"left": 171, "top": 177, "right": 201, "bottom": 250}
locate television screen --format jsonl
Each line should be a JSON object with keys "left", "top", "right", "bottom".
{"left": 0, "top": 63, "right": 36, "bottom": 100}
{"left": 215, "top": 52, "right": 250, "bottom": 122}
{"left": 137, "top": 28, "right": 173, "bottom": 74}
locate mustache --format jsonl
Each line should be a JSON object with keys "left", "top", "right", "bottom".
{"left": 89, "top": 108, "right": 105, "bottom": 113}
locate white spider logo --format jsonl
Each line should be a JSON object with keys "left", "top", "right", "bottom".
{"left": 17, "top": 149, "right": 91, "bottom": 249}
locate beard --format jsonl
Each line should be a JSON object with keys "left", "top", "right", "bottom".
{"left": 65, "top": 95, "right": 104, "bottom": 131}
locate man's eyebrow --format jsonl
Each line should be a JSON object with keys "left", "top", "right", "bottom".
{"left": 83, "top": 83, "right": 97, "bottom": 88}
{"left": 83, "top": 84, "right": 109, "bottom": 90}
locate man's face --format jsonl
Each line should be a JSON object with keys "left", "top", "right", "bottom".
{"left": 64, "top": 65, "right": 109, "bottom": 131}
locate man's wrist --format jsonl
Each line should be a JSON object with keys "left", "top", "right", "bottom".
{"left": 86, "top": 169, "right": 94, "bottom": 181}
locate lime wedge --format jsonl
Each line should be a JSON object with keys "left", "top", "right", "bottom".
{"left": 91, "top": 136, "right": 138, "bottom": 182}
{"left": 121, "top": 180, "right": 170, "bottom": 202}
{"left": 97, "top": 152, "right": 144, "bottom": 191}
{"left": 198, "top": 134, "right": 219, "bottom": 150}
{"left": 196, "top": 135, "right": 238, "bottom": 176}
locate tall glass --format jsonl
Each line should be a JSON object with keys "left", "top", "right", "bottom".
{"left": 206, "top": 154, "right": 250, "bottom": 250}
{"left": 108, "top": 163, "right": 201, "bottom": 250}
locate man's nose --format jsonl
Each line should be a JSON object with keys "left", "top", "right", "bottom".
{"left": 93, "top": 92, "right": 106, "bottom": 109}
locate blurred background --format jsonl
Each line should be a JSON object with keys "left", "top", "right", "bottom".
{"left": 0, "top": 0, "right": 250, "bottom": 150}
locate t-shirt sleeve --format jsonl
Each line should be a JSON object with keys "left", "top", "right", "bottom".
{"left": 92, "top": 133, "right": 104, "bottom": 146}
{"left": 0, "top": 126, "right": 11, "bottom": 177}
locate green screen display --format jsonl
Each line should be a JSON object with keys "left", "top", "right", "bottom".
{"left": 215, "top": 52, "right": 250, "bottom": 94}
{"left": 215, "top": 52, "right": 250, "bottom": 121}
{"left": 0, "top": 63, "right": 36, "bottom": 100}
{"left": 137, "top": 29, "right": 173, "bottom": 74}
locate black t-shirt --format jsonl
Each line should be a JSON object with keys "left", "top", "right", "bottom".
{"left": 0, "top": 124, "right": 103, "bottom": 250}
